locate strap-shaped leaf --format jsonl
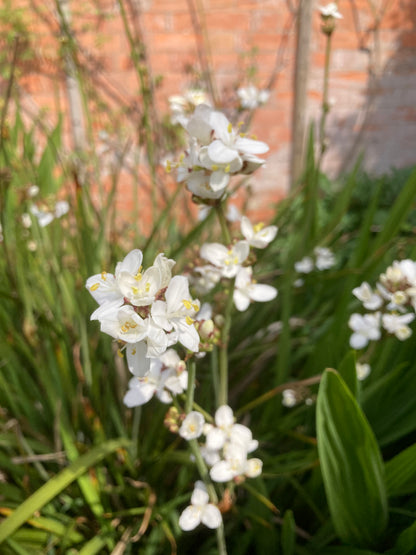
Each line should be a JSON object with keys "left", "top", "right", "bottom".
{"left": 317, "top": 369, "right": 388, "bottom": 548}
{"left": 385, "top": 442, "right": 416, "bottom": 497}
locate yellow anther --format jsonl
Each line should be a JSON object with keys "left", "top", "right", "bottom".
{"left": 121, "top": 325, "right": 128, "bottom": 333}
{"left": 251, "top": 133, "right": 258, "bottom": 140}
{"left": 238, "top": 121, "right": 244, "bottom": 127}
{"left": 225, "top": 164, "right": 230, "bottom": 173}
{"left": 239, "top": 132, "right": 246, "bottom": 137}
{"left": 227, "top": 122, "right": 233, "bottom": 133}
{"left": 132, "top": 286, "right": 139, "bottom": 295}
{"left": 186, "top": 315, "right": 195, "bottom": 326}
{"left": 134, "top": 271, "right": 143, "bottom": 281}
{"left": 212, "top": 164, "right": 219, "bottom": 171}
{"left": 129, "top": 322, "right": 137, "bottom": 329}
{"left": 227, "top": 249, "right": 233, "bottom": 255}
{"left": 233, "top": 257, "right": 238, "bottom": 264}
{"left": 224, "top": 260, "right": 230, "bottom": 266}
{"left": 117, "top": 349, "right": 124, "bottom": 358}
{"left": 182, "top": 299, "right": 192, "bottom": 310}
{"left": 101, "top": 271, "right": 107, "bottom": 280}
{"left": 166, "top": 160, "right": 172, "bottom": 173}
{"left": 192, "top": 303, "right": 199, "bottom": 311}
{"left": 179, "top": 153, "right": 185, "bottom": 163}
{"left": 253, "top": 222, "right": 265, "bottom": 233}
{"left": 90, "top": 283, "right": 99, "bottom": 291}
{"left": 145, "top": 282, "right": 150, "bottom": 292}
{"left": 131, "top": 348, "right": 136, "bottom": 355}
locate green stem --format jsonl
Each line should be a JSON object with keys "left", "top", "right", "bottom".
{"left": 215, "top": 201, "right": 231, "bottom": 245}
{"left": 185, "top": 359, "right": 196, "bottom": 414}
{"left": 188, "top": 439, "right": 227, "bottom": 555}
{"left": 218, "top": 279, "right": 235, "bottom": 407}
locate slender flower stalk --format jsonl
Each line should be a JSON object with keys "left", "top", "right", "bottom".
{"left": 319, "top": 29, "right": 333, "bottom": 159}
{"left": 186, "top": 359, "right": 196, "bottom": 414}
{"left": 215, "top": 201, "right": 232, "bottom": 245}
{"left": 218, "top": 279, "right": 235, "bottom": 406}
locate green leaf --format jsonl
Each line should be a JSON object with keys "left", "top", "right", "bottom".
{"left": 37, "top": 117, "right": 62, "bottom": 196}
{"left": 385, "top": 442, "right": 416, "bottom": 497}
{"left": 316, "top": 369, "right": 388, "bottom": 548}
{"left": 0, "top": 438, "right": 130, "bottom": 545}
{"left": 362, "top": 364, "right": 416, "bottom": 446}
{"left": 385, "top": 519, "right": 416, "bottom": 555}
{"left": 281, "top": 509, "right": 295, "bottom": 555}
{"left": 337, "top": 350, "right": 358, "bottom": 398}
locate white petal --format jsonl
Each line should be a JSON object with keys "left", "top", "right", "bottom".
{"left": 233, "top": 289, "right": 251, "bottom": 312}
{"left": 123, "top": 379, "right": 155, "bottom": 407}
{"left": 208, "top": 140, "right": 239, "bottom": 164}
{"left": 191, "top": 481, "right": 209, "bottom": 505}
{"left": 240, "top": 216, "right": 254, "bottom": 240}
{"left": 126, "top": 342, "right": 150, "bottom": 376}
{"left": 349, "top": 333, "right": 368, "bottom": 350}
{"left": 234, "top": 136, "right": 269, "bottom": 154}
{"left": 201, "top": 505, "right": 222, "bottom": 529}
{"left": 206, "top": 427, "right": 226, "bottom": 451}
{"left": 210, "top": 461, "right": 236, "bottom": 482}
{"left": 116, "top": 249, "right": 143, "bottom": 276}
{"left": 210, "top": 170, "right": 230, "bottom": 192}
{"left": 249, "top": 284, "right": 278, "bottom": 303}
{"left": 215, "top": 405, "right": 234, "bottom": 427}
{"left": 179, "top": 506, "right": 201, "bottom": 531}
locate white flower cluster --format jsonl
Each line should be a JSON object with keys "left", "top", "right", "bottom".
{"left": 237, "top": 85, "right": 270, "bottom": 110}
{"left": 86, "top": 249, "right": 201, "bottom": 378}
{"left": 123, "top": 349, "right": 188, "bottom": 407}
{"left": 190, "top": 216, "right": 278, "bottom": 311}
{"left": 295, "top": 247, "right": 336, "bottom": 274}
{"left": 174, "top": 104, "right": 269, "bottom": 200}
{"left": 349, "top": 259, "right": 416, "bottom": 349}
{"left": 168, "top": 89, "right": 210, "bottom": 127}
{"left": 180, "top": 405, "right": 262, "bottom": 483}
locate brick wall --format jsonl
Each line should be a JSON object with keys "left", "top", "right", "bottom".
{"left": 6, "top": 0, "right": 416, "bottom": 216}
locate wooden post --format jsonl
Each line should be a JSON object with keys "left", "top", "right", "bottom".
{"left": 290, "top": 0, "right": 314, "bottom": 188}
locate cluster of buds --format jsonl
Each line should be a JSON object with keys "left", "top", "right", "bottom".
{"left": 168, "top": 104, "right": 269, "bottom": 201}
{"left": 349, "top": 259, "right": 416, "bottom": 349}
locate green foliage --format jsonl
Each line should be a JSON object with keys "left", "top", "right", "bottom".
{"left": 316, "top": 369, "right": 388, "bottom": 548}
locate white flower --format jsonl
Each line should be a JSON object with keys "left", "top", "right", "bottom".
{"left": 200, "top": 241, "right": 250, "bottom": 279}
{"left": 349, "top": 312, "right": 381, "bottom": 349}
{"left": 356, "top": 362, "right": 371, "bottom": 381}
{"left": 233, "top": 266, "right": 277, "bottom": 312}
{"left": 282, "top": 389, "right": 297, "bottom": 407}
{"left": 319, "top": 2, "right": 342, "bottom": 18}
{"left": 179, "top": 411, "right": 205, "bottom": 440}
{"left": 179, "top": 481, "right": 222, "bottom": 531}
{"left": 189, "top": 265, "right": 222, "bottom": 296}
{"left": 205, "top": 405, "right": 258, "bottom": 453}
{"left": 86, "top": 271, "right": 123, "bottom": 306}
{"left": 382, "top": 313, "right": 415, "bottom": 340}
{"left": 295, "top": 256, "right": 314, "bottom": 274}
{"left": 237, "top": 86, "right": 270, "bottom": 110}
{"left": 123, "top": 360, "right": 173, "bottom": 407}
{"left": 240, "top": 216, "right": 278, "bottom": 248}
{"left": 116, "top": 250, "right": 162, "bottom": 307}
{"left": 314, "top": 247, "right": 335, "bottom": 270}
{"left": 151, "top": 275, "right": 200, "bottom": 352}
{"left": 352, "top": 282, "right": 383, "bottom": 310}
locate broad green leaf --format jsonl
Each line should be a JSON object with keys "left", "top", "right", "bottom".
{"left": 0, "top": 438, "right": 130, "bottom": 545}
{"left": 316, "top": 369, "right": 388, "bottom": 548}
{"left": 385, "top": 442, "right": 416, "bottom": 497}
